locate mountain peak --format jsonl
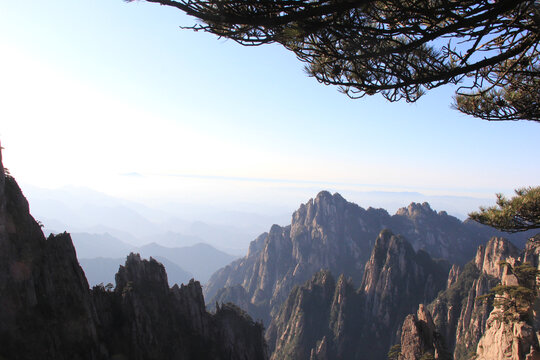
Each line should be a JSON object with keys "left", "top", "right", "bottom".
{"left": 396, "top": 202, "right": 435, "bottom": 217}
{"left": 362, "top": 230, "right": 448, "bottom": 331}
{"left": 292, "top": 191, "right": 357, "bottom": 234}
{"left": 308, "top": 269, "right": 335, "bottom": 291}
{"left": 314, "top": 190, "right": 345, "bottom": 203}
{"left": 115, "top": 253, "right": 170, "bottom": 295}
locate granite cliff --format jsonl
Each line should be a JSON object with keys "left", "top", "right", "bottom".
{"left": 397, "top": 236, "right": 540, "bottom": 360}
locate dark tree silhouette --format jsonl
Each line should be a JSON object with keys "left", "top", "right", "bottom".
{"left": 131, "top": 0, "right": 539, "bottom": 122}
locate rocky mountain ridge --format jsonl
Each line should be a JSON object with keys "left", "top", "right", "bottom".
{"left": 265, "top": 230, "right": 449, "bottom": 360}
{"left": 206, "top": 191, "right": 524, "bottom": 325}
{"left": 0, "top": 147, "right": 267, "bottom": 360}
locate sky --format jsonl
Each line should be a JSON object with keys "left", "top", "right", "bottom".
{"left": 1, "top": 0, "right": 539, "bottom": 217}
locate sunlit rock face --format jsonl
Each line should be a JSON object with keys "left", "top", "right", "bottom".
{"left": 403, "top": 236, "right": 540, "bottom": 360}
{"left": 0, "top": 147, "right": 268, "bottom": 360}
{"left": 475, "top": 311, "right": 539, "bottom": 360}
{"left": 474, "top": 236, "right": 540, "bottom": 360}
{"left": 425, "top": 237, "right": 520, "bottom": 359}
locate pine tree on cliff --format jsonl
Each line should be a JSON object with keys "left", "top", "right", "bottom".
{"left": 471, "top": 187, "right": 540, "bottom": 323}
{"left": 469, "top": 186, "right": 540, "bottom": 233}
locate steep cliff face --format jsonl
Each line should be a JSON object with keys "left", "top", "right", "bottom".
{"left": 475, "top": 237, "right": 521, "bottom": 278}
{"left": 427, "top": 237, "right": 519, "bottom": 359}
{"left": 266, "top": 230, "right": 448, "bottom": 360}
{"left": 206, "top": 192, "right": 506, "bottom": 325}
{"left": 399, "top": 236, "right": 540, "bottom": 360}
{"left": 362, "top": 230, "right": 448, "bottom": 330}
{"left": 473, "top": 236, "right": 540, "bottom": 360}
{"left": 360, "top": 231, "right": 449, "bottom": 357}
{"left": 0, "top": 147, "right": 268, "bottom": 360}
{"left": 266, "top": 270, "right": 364, "bottom": 360}
{"left": 266, "top": 270, "right": 345, "bottom": 360}
{"left": 475, "top": 309, "right": 540, "bottom": 360}
{"left": 0, "top": 149, "right": 102, "bottom": 360}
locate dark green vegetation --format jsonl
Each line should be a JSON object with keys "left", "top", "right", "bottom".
{"left": 478, "top": 262, "right": 540, "bottom": 323}
{"left": 469, "top": 187, "right": 540, "bottom": 233}
{"left": 387, "top": 344, "right": 401, "bottom": 360}
{"left": 436, "top": 262, "right": 482, "bottom": 309}
{"left": 134, "top": 0, "right": 539, "bottom": 122}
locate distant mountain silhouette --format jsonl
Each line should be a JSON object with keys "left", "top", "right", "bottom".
{"left": 69, "top": 231, "right": 238, "bottom": 284}
{"left": 138, "top": 242, "right": 238, "bottom": 283}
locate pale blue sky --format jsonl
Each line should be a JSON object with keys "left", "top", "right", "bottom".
{"left": 1, "top": 0, "right": 539, "bottom": 214}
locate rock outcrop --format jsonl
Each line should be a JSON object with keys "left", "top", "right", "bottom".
{"left": 362, "top": 230, "right": 449, "bottom": 334}
{"left": 0, "top": 146, "right": 268, "bottom": 360}
{"left": 265, "top": 270, "right": 355, "bottom": 360}
{"left": 399, "top": 305, "right": 451, "bottom": 360}
{"left": 360, "top": 231, "right": 449, "bottom": 357}
{"left": 93, "top": 254, "right": 268, "bottom": 360}
{"left": 475, "top": 309, "right": 540, "bottom": 360}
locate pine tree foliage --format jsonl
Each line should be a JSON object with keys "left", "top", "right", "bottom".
{"left": 131, "top": 0, "right": 539, "bottom": 121}
{"left": 387, "top": 344, "right": 401, "bottom": 360}
{"left": 469, "top": 187, "right": 540, "bottom": 233}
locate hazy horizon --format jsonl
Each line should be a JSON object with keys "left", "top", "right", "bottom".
{"left": 15, "top": 179, "right": 505, "bottom": 255}
{"left": 1, "top": 0, "right": 538, "bottom": 239}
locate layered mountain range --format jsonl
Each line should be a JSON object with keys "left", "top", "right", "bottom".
{"left": 0, "top": 148, "right": 267, "bottom": 360}
{"left": 77, "top": 240, "right": 238, "bottom": 287}
{"left": 2, "top": 138, "right": 538, "bottom": 360}
{"left": 206, "top": 191, "right": 525, "bottom": 325}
